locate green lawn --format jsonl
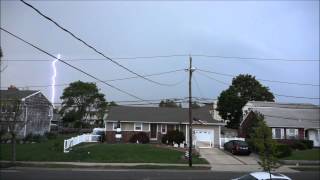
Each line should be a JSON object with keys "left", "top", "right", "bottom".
{"left": 281, "top": 149, "right": 320, "bottom": 161}
{"left": 0, "top": 137, "right": 207, "bottom": 164}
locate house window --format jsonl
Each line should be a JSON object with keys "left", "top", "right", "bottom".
{"left": 161, "top": 124, "right": 167, "bottom": 134}
{"left": 286, "top": 128, "right": 298, "bottom": 139}
{"left": 134, "top": 122, "right": 142, "bottom": 131}
{"left": 113, "top": 122, "right": 121, "bottom": 131}
{"left": 272, "top": 128, "right": 284, "bottom": 139}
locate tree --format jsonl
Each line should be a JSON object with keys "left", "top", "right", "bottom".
{"left": 0, "top": 99, "right": 25, "bottom": 164}
{"left": 159, "top": 99, "right": 180, "bottom": 108}
{"left": 0, "top": 46, "right": 8, "bottom": 72}
{"left": 249, "top": 113, "right": 277, "bottom": 174}
{"left": 60, "top": 81, "right": 107, "bottom": 128}
{"left": 216, "top": 74, "right": 274, "bottom": 129}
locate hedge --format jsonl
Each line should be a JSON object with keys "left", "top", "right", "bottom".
{"left": 275, "top": 144, "right": 292, "bottom": 158}
{"left": 129, "top": 132, "right": 150, "bottom": 144}
{"left": 161, "top": 130, "right": 185, "bottom": 145}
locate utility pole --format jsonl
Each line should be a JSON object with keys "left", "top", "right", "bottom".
{"left": 188, "top": 55, "right": 194, "bottom": 167}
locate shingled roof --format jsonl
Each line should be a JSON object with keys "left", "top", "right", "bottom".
{"left": 106, "top": 106, "right": 222, "bottom": 124}
{"left": 246, "top": 101, "right": 318, "bottom": 109}
{"left": 248, "top": 106, "right": 320, "bottom": 129}
{"left": 0, "top": 90, "right": 39, "bottom": 100}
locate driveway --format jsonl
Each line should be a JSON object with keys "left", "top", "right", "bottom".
{"left": 198, "top": 148, "right": 296, "bottom": 172}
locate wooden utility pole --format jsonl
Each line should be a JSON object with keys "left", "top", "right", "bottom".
{"left": 188, "top": 55, "right": 193, "bottom": 167}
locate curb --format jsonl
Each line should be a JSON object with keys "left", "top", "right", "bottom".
{"left": 279, "top": 160, "right": 320, "bottom": 165}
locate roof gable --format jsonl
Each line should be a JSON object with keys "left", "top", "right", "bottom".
{"left": 0, "top": 90, "right": 39, "bottom": 100}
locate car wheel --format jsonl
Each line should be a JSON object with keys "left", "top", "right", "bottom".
{"left": 231, "top": 149, "right": 235, "bottom": 155}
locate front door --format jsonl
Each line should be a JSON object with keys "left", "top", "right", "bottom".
{"left": 150, "top": 124, "right": 157, "bottom": 140}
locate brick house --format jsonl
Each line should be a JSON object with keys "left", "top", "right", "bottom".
{"left": 239, "top": 101, "right": 320, "bottom": 147}
{"left": 104, "top": 106, "right": 225, "bottom": 148}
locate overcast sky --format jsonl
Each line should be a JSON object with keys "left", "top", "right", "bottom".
{"left": 1, "top": 0, "right": 319, "bottom": 106}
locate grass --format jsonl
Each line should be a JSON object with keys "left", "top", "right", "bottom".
{"left": 290, "top": 166, "right": 320, "bottom": 171}
{"left": 281, "top": 149, "right": 320, "bottom": 161}
{"left": 0, "top": 162, "right": 210, "bottom": 170}
{"left": 0, "top": 136, "right": 208, "bottom": 164}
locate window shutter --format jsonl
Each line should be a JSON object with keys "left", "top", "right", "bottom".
{"left": 272, "top": 128, "right": 276, "bottom": 139}
{"left": 281, "top": 129, "right": 285, "bottom": 139}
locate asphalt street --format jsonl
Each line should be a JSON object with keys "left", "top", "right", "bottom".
{"left": 1, "top": 168, "right": 319, "bottom": 180}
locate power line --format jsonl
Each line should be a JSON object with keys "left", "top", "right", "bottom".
{"left": 196, "top": 71, "right": 229, "bottom": 86}
{"left": 273, "top": 94, "right": 320, "bottom": 100}
{"left": 192, "top": 75, "right": 205, "bottom": 98}
{"left": 192, "top": 54, "right": 319, "bottom": 62}
{"left": 0, "top": 27, "right": 144, "bottom": 101}
{"left": 0, "top": 69, "right": 186, "bottom": 89}
{"left": 53, "top": 97, "right": 188, "bottom": 104}
{"left": 2, "top": 53, "right": 319, "bottom": 62}
{"left": 196, "top": 69, "right": 320, "bottom": 100}
{"left": 20, "top": 0, "right": 174, "bottom": 87}
{"left": 198, "top": 69, "right": 320, "bottom": 87}
{"left": 1, "top": 55, "right": 187, "bottom": 62}
{"left": 51, "top": 97, "right": 214, "bottom": 105}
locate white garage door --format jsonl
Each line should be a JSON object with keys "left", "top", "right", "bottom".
{"left": 194, "top": 129, "right": 214, "bottom": 148}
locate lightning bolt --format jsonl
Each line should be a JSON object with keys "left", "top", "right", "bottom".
{"left": 51, "top": 54, "right": 59, "bottom": 107}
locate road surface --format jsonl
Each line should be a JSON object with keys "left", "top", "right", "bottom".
{"left": 1, "top": 167, "right": 319, "bottom": 180}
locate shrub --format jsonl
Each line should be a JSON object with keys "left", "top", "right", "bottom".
{"left": 23, "top": 133, "right": 47, "bottom": 143}
{"left": 0, "top": 133, "right": 12, "bottom": 142}
{"left": 275, "top": 144, "right": 292, "bottom": 158}
{"left": 291, "top": 141, "right": 307, "bottom": 150}
{"left": 164, "top": 130, "right": 185, "bottom": 145}
{"left": 301, "top": 140, "right": 313, "bottom": 149}
{"left": 44, "top": 132, "right": 57, "bottom": 139}
{"left": 277, "top": 139, "right": 313, "bottom": 150}
{"left": 129, "top": 132, "right": 149, "bottom": 144}
{"left": 161, "top": 134, "right": 169, "bottom": 144}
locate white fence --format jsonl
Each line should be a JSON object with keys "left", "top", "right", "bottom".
{"left": 64, "top": 134, "right": 101, "bottom": 153}
{"left": 220, "top": 137, "right": 245, "bottom": 148}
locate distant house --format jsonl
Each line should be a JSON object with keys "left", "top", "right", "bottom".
{"left": 105, "top": 106, "right": 225, "bottom": 148}
{"left": 240, "top": 101, "right": 320, "bottom": 147}
{"left": 0, "top": 87, "right": 53, "bottom": 137}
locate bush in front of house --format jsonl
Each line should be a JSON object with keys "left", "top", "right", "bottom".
{"left": 161, "top": 134, "right": 169, "bottom": 144}
{"left": 44, "top": 132, "right": 58, "bottom": 139}
{"left": 291, "top": 141, "right": 308, "bottom": 150}
{"left": 129, "top": 132, "right": 150, "bottom": 144}
{"left": 301, "top": 140, "right": 313, "bottom": 149}
{"left": 275, "top": 144, "right": 292, "bottom": 158}
{"left": 23, "top": 133, "right": 47, "bottom": 143}
{"left": 162, "top": 130, "right": 185, "bottom": 146}
{"left": 277, "top": 139, "right": 313, "bottom": 150}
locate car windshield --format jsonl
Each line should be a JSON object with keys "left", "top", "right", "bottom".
{"left": 236, "top": 141, "right": 248, "bottom": 146}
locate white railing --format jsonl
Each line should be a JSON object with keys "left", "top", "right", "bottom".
{"left": 220, "top": 137, "right": 245, "bottom": 148}
{"left": 64, "top": 134, "right": 101, "bottom": 153}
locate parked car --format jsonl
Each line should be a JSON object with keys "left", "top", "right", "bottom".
{"left": 232, "top": 172, "right": 292, "bottom": 180}
{"left": 224, "top": 140, "right": 251, "bottom": 155}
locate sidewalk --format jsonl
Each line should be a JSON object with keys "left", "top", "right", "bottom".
{"left": 0, "top": 160, "right": 298, "bottom": 172}
{"left": 198, "top": 148, "right": 298, "bottom": 172}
